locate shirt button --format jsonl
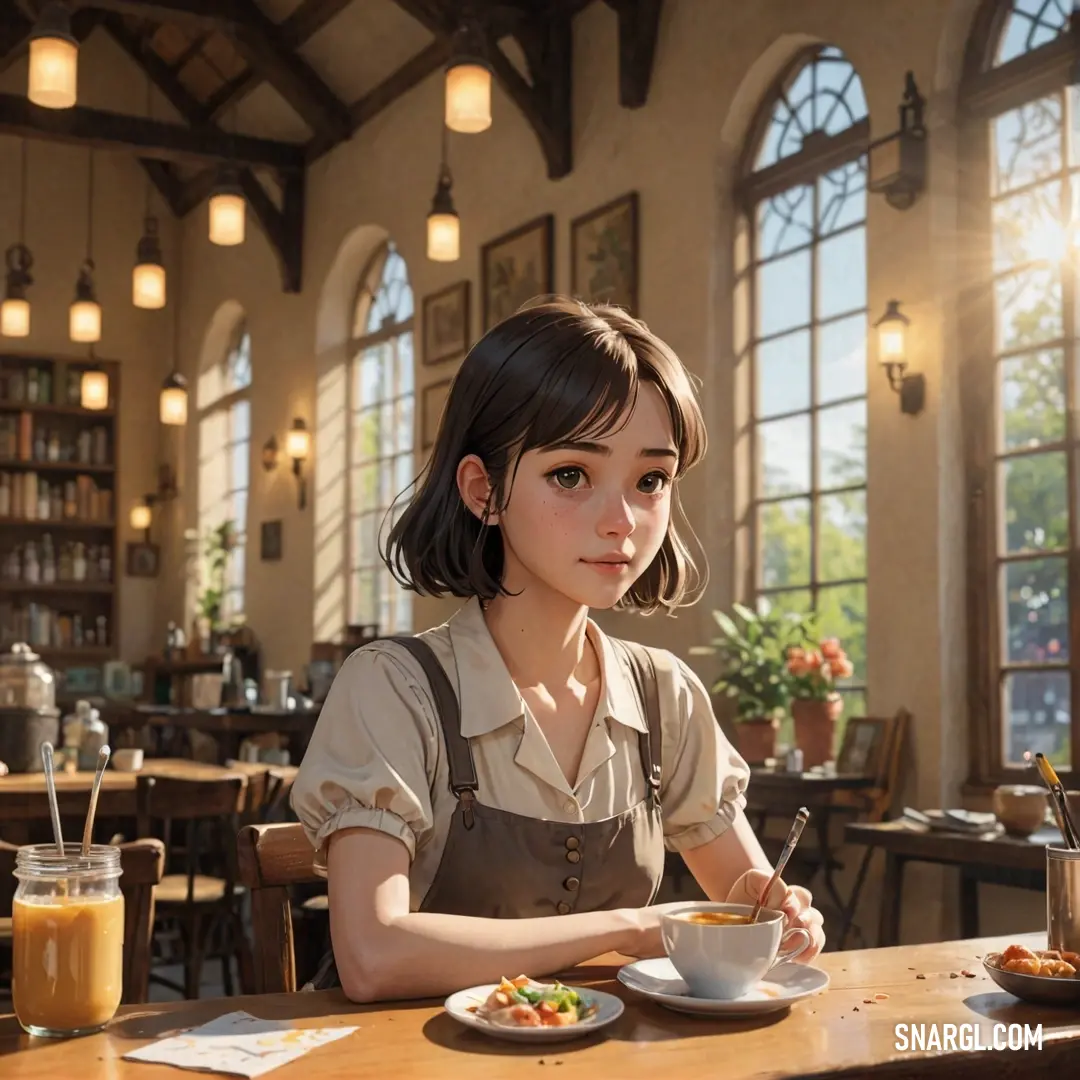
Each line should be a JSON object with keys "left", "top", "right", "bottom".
{"left": 566, "top": 850, "right": 581, "bottom": 864}
{"left": 557, "top": 901, "right": 572, "bottom": 915}
{"left": 564, "top": 877, "right": 580, "bottom": 892}
{"left": 563, "top": 800, "right": 576, "bottom": 814}
{"left": 565, "top": 837, "right": 580, "bottom": 850}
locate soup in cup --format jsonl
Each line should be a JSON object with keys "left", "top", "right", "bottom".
{"left": 660, "top": 902, "right": 811, "bottom": 1000}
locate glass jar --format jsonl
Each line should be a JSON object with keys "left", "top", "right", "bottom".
{"left": 12, "top": 844, "right": 124, "bottom": 1037}
{"left": 0, "top": 642, "right": 56, "bottom": 710}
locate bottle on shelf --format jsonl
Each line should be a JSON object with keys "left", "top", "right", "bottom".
{"left": 47, "top": 431, "right": 60, "bottom": 462}
{"left": 23, "top": 542, "right": 39, "bottom": 585}
{"left": 58, "top": 542, "right": 72, "bottom": 583}
{"left": 72, "top": 542, "right": 87, "bottom": 583}
{"left": 26, "top": 368, "right": 38, "bottom": 404}
{"left": 41, "top": 534, "right": 55, "bottom": 584}
{"left": 36, "top": 478, "right": 49, "bottom": 521}
{"left": 33, "top": 428, "right": 46, "bottom": 462}
{"left": 0, "top": 473, "right": 9, "bottom": 517}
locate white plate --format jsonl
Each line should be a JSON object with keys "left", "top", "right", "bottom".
{"left": 444, "top": 983, "right": 624, "bottom": 1042}
{"left": 617, "top": 957, "right": 829, "bottom": 1017}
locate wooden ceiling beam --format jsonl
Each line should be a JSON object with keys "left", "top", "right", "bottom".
{"left": 72, "top": 0, "right": 228, "bottom": 28}
{"left": 226, "top": 0, "right": 351, "bottom": 143}
{"left": 0, "top": 90, "right": 304, "bottom": 169}
{"left": 605, "top": 0, "right": 661, "bottom": 108}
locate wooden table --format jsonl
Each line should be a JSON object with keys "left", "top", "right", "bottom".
{"left": 845, "top": 820, "right": 1058, "bottom": 947}
{"left": 3, "top": 934, "right": 1077, "bottom": 1079}
{"left": 0, "top": 759, "right": 296, "bottom": 826}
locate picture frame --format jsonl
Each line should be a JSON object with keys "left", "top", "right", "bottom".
{"left": 421, "top": 378, "right": 453, "bottom": 451}
{"left": 422, "top": 280, "right": 471, "bottom": 366}
{"left": 571, "top": 191, "right": 639, "bottom": 314}
{"left": 126, "top": 541, "right": 160, "bottom": 578}
{"left": 836, "top": 716, "right": 890, "bottom": 779}
{"left": 260, "top": 519, "right": 283, "bottom": 561}
{"left": 480, "top": 214, "right": 554, "bottom": 332}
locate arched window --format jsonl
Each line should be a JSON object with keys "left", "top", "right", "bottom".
{"left": 962, "top": 0, "right": 1078, "bottom": 777}
{"left": 738, "top": 46, "right": 870, "bottom": 721}
{"left": 197, "top": 319, "right": 251, "bottom": 623}
{"left": 347, "top": 243, "right": 414, "bottom": 633}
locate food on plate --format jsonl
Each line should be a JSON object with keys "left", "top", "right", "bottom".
{"left": 989, "top": 944, "right": 1080, "bottom": 978}
{"left": 469, "top": 975, "right": 598, "bottom": 1027}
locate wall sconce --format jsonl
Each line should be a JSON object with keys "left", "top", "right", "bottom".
{"left": 874, "top": 299, "right": 924, "bottom": 415}
{"left": 129, "top": 499, "right": 152, "bottom": 539}
{"left": 129, "top": 463, "right": 179, "bottom": 539}
{"left": 285, "top": 418, "right": 310, "bottom": 510}
{"left": 868, "top": 72, "right": 927, "bottom": 211}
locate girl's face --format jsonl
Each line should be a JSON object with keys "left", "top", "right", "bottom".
{"left": 463, "top": 382, "right": 679, "bottom": 610}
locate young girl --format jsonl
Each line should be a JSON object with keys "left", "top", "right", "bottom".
{"left": 291, "top": 297, "right": 825, "bottom": 1003}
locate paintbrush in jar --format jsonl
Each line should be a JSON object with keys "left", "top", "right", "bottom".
{"left": 750, "top": 806, "right": 810, "bottom": 924}
{"left": 81, "top": 745, "right": 110, "bottom": 857}
{"left": 1034, "top": 753, "right": 1080, "bottom": 851}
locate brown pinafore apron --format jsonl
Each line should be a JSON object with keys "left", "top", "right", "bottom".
{"left": 305, "top": 634, "right": 665, "bottom": 991}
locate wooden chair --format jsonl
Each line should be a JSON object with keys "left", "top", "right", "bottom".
{"left": 236, "top": 822, "right": 322, "bottom": 993}
{"left": 0, "top": 838, "right": 166, "bottom": 1004}
{"left": 136, "top": 773, "right": 249, "bottom": 998}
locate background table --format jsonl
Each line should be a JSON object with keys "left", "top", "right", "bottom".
{"left": 3, "top": 933, "right": 1076, "bottom": 1079}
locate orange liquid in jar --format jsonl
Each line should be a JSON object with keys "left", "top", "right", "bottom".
{"left": 12, "top": 893, "right": 124, "bottom": 1033}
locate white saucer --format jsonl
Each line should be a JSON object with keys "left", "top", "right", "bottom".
{"left": 444, "top": 983, "right": 624, "bottom": 1042}
{"left": 617, "top": 957, "right": 829, "bottom": 1017}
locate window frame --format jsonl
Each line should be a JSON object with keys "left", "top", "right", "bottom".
{"left": 345, "top": 243, "right": 415, "bottom": 635}
{"left": 736, "top": 45, "right": 872, "bottom": 713}
{"left": 960, "top": 0, "right": 1080, "bottom": 783}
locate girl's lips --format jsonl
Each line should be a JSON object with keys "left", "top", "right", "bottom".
{"left": 582, "top": 560, "right": 631, "bottom": 574}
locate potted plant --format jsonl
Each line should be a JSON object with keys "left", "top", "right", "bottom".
{"left": 193, "top": 520, "right": 239, "bottom": 652}
{"left": 786, "top": 635, "right": 854, "bottom": 767}
{"left": 691, "top": 604, "right": 805, "bottom": 764}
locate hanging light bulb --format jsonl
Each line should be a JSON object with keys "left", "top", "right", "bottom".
{"left": 445, "top": 23, "right": 492, "bottom": 134}
{"left": 209, "top": 167, "right": 245, "bottom": 246}
{"left": 70, "top": 258, "right": 101, "bottom": 343}
{"left": 28, "top": 2, "right": 78, "bottom": 110}
{"left": 1, "top": 244, "right": 32, "bottom": 338}
{"left": 427, "top": 163, "right": 460, "bottom": 262}
{"left": 159, "top": 370, "right": 188, "bottom": 426}
{"left": 80, "top": 365, "right": 109, "bottom": 411}
{"left": 133, "top": 216, "right": 166, "bottom": 309}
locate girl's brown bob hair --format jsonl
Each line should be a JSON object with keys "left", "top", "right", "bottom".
{"left": 382, "top": 296, "right": 708, "bottom": 614}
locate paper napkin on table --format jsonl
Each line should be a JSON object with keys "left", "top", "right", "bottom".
{"left": 121, "top": 1010, "right": 358, "bottom": 1078}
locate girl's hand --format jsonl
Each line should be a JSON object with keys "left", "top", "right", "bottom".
{"left": 726, "top": 868, "right": 825, "bottom": 962}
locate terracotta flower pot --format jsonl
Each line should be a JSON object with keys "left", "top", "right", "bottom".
{"left": 735, "top": 717, "right": 780, "bottom": 765}
{"left": 792, "top": 695, "right": 843, "bottom": 768}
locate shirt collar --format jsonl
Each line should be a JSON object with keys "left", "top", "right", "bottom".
{"left": 445, "top": 598, "right": 648, "bottom": 738}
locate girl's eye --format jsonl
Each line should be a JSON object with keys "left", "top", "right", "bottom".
{"left": 639, "top": 471, "right": 671, "bottom": 495}
{"left": 550, "top": 466, "right": 585, "bottom": 490}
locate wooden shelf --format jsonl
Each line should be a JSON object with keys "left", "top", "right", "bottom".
{"left": 0, "top": 401, "right": 115, "bottom": 418}
{"left": 0, "top": 581, "right": 114, "bottom": 595}
{"left": 34, "top": 646, "right": 115, "bottom": 662}
{"left": 0, "top": 517, "right": 115, "bottom": 530}
{"left": 0, "top": 460, "right": 114, "bottom": 474}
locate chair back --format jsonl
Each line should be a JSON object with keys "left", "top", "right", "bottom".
{"left": 0, "top": 838, "right": 165, "bottom": 1004}
{"left": 236, "top": 822, "right": 321, "bottom": 993}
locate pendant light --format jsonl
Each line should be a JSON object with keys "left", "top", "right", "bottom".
{"left": 71, "top": 148, "right": 101, "bottom": 345}
{"left": 427, "top": 123, "right": 460, "bottom": 262}
{"left": 133, "top": 74, "right": 166, "bottom": 309}
{"left": 159, "top": 230, "right": 187, "bottom": 425}
{"left": 445, "top": 19, "right": 492, "bottom": 134}
{"left": 209, "top": 166, "right": 244, "bottom": 246}
{"left": 2, "top": 141, "right": 33, "bottom": 338}
{"left": 80, "top": 355, "right": 109, "bottom": 411}
{"left": 28, "top": 2, "right": 78, "bottom": 110}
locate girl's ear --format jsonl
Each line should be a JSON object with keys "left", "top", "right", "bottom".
{"left": 456, "top": 454, "right": 500, "bottom": 523}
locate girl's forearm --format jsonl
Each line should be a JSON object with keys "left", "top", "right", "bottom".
{"left": 336, "top": 906, "right": 640, "bottom": 1003}
{"left": 681, "top": 812, "right": 774, "bottom": 900}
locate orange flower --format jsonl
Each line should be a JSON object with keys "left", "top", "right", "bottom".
{"left": 829, "top": 657, "right": 854, "bottom": 680}
{"left": 806, "top": 650, "right": 823, "bottom": 671}
{"left": 820, "top": 638, "right": 842, "bottom": 660}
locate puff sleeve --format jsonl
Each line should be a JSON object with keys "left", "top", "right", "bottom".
{"left": 290, "top": 645, "right": 441, "bottom": 863}
{"left": 659, "top": 653, "right": 751, "bottom": 852}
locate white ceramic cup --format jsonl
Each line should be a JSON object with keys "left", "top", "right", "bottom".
{"left": 111, "top": 748, "right": 144, "bottom": 772}
{"left": 660, "top": 902, "right": 812, "bottom": 1000}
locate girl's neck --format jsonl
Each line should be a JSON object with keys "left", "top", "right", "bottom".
{"left": 480, "top": 590, "right": 596, "bottom": 690}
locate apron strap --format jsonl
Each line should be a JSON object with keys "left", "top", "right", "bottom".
{"left": 612, "top": 638, "right": 663, "bottom": 801}
{"left": 378, "top": 635, "right": 479, "bottom": 798}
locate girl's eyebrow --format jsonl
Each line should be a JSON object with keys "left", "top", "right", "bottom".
{"left": 540, "top": 439, "right": 677, "bottom": 460}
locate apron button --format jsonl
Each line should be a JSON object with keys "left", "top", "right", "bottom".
{"left": 566, "top": 850, "right": 581, "bottom": 864}
{"left": 557, "top": 901, "right": 572, "bottom": 915}
{"left": 565, "top": 837, "right": 580, "bottom": 850}
{"left": 564, "top": 876, "right": 580, "bottom": 892}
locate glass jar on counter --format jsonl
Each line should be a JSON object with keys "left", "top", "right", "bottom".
{"left": 12, "top": 844, "right": 124, "bottom": 1037}
{"left": 0, "top": 642, "right": 56, "bottom": 710}
{"left": 62, "top": 700, "right": 108, "bottom": 771}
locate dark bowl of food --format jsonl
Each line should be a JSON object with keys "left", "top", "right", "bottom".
{"left": 983, "top": 945, "right": 1080, "bottom": 1006}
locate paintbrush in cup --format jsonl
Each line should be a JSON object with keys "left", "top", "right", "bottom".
{"left": 1034, "top": 753, "right": 1080, "bottom": 850}
{"left": 750, "top": 806, "right": 810, "bottom": 924}
{"left": 81, "top": 745, "right": 110, "bottom": 856}
{"left": 40, "top": 741, "right": 64, "bottom": 856}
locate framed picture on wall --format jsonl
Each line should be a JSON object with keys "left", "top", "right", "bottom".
{"left": 422, "top": 280, "right": 470, "bottom": 366}
{"left": 836, "top": 716, "right": 889, "bottom": 779}
{"left": 571, "top": 191, "right": 639, "bottom": 314}
{"left": 421, "top": 378, "right": 453, "bottom": 451}
{"left": 260, "top": 519, "right": 283, "bottom": 561}
{"left": 480, "top": 214, "right": 554, "bottom": 331}
{"left": 126, "top": 542, "right": 159, "bottom": 578}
